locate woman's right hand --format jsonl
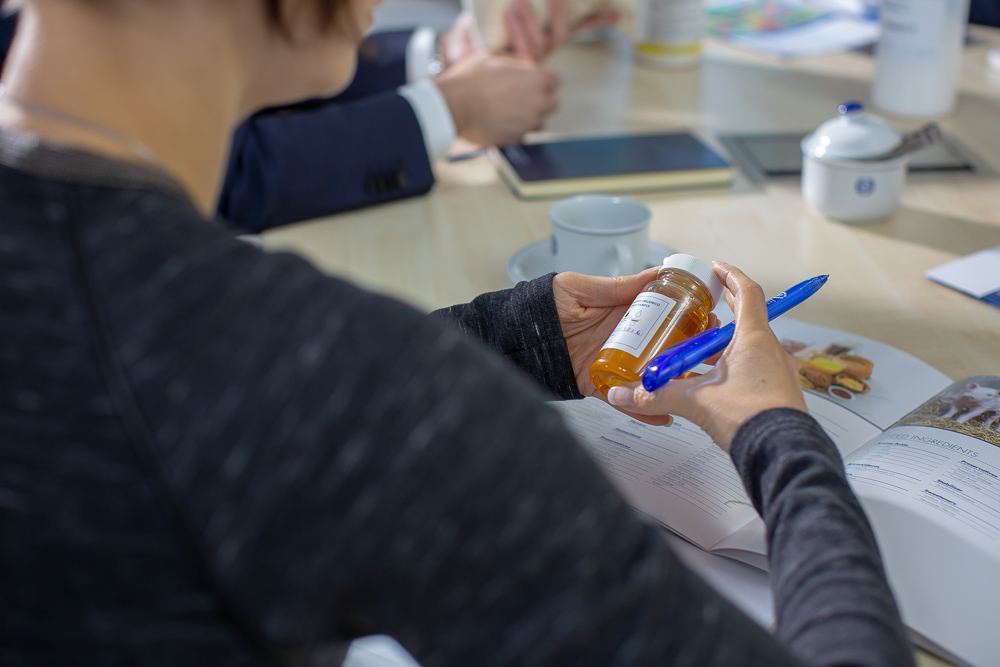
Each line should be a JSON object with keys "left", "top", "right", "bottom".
{"left": 607, "top": 262, "right": 808, "bottom": 451}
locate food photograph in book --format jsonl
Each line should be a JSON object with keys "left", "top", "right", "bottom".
{"left": 781, "top": 338, "right": 874, "bottom": 401}
{"left": 893, "top": 376, "right": 1000, "bottom": 448}
{"left": 767, "top": 319, "right": 951, "bottom": 430}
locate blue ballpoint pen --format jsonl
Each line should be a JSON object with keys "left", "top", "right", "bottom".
{"left": 641, "top": 274, "right": 829, "bottom": 392}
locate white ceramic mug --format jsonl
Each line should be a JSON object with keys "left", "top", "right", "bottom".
{"left": 549, "top": 195, "right": 651, "bottom": 276}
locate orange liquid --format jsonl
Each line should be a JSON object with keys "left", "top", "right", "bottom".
{"left": 590, "top": 274, "right": 713, "bottom": 396}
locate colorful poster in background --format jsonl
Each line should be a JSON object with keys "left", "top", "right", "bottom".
{"left": 704, "top": 1, "right": 881, "bottom": 57}
{"left": 706, "top": 2, "right": 832, "bottom": 37}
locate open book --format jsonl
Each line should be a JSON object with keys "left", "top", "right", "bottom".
{"left": 556, "top": 318, "right": 999, "bottom": 667}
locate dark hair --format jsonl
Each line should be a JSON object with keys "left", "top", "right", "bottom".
{"left": 262, "top": 0, "right": 350, "bottom": 31}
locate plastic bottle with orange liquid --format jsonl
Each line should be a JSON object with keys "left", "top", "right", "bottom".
{"left": 590, "top": 254, "right": 724, "bottom": 396}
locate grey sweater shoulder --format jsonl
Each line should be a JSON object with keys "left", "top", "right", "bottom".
{"left": 0, "top": 134, "right": 913, "bottom": 666}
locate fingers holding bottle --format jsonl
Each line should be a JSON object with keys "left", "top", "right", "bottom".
{"left": 608, "top": 262, "right": 806, "bottom": 450}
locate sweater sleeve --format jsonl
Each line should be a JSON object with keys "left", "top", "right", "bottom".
{"left": 730, "top": 408, "right": 916, "bottom": 667}
{"left": 431, "top": 273, "right": 583, "bottom": 400}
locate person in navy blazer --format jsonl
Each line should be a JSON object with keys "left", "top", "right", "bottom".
{"left": 3, "top": 12, "right": 437, "bottom": 231}
{"left": 217, "top": 18, "right": 573, "bottom": 231}
{"left": 219, "top": 29, "right": 447, "bottom": 231}
{"left": 0, "top": 4, "right": 610, "bottom": 232}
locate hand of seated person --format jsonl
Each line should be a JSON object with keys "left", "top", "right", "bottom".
{"left": 503, "top": 0, "right": 620, "bottom": 62}
{"left": 434, "top": 51, "right": 560, "bottom": 147}
{"left": 551, "top": 269, "right": 695, "bottom": 428}
{"left": 441, "top": 0, "right": 620, "bottom": 65}
{"left": 432, "top": 0, "right": 616, "bottom": 146}
{"left": 606, "top": 263, "right": 809, "bottom": 451}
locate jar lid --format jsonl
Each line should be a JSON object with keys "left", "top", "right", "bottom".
{"left": 801, "top": 101, "right": 902, "bottom": 160}
{"left": 660, "top": 254, "right": 725, "bottom": 308}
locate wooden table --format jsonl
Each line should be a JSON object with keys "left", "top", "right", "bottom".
{"left": 266, "top": 26, "right": 1000, "bottom": 381}
{"left": 265, "top": 26, "right": 1000, "bottom": 666}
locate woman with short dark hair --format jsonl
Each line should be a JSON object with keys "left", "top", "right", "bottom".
{"left": 0, "top": 1, "right": 913, "bottom": 665}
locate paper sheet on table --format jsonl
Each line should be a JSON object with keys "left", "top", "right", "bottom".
{"left": 926, "top": 245, "right": 1000, "bottom": 310}
{"left": 706, "top": 1, "right": 880, "bottom": 58}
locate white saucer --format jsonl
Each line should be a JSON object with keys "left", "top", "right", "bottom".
{"left": 508, "top": 240, "right": 677, "bottom": 283}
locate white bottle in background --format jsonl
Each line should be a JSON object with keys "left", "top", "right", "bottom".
{"left": 634, "top": 0, "right": 703, "bottom": 67}
{"left": 871, "top": 0, "right": 971, "bottom": 118}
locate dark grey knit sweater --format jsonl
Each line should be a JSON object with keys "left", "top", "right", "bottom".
{"left": 0, "top": 128, "right": 913, "bottom": 666}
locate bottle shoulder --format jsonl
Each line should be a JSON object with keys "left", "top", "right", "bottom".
{"left": 644, "top": 274, "right": 715, "bottom": 310}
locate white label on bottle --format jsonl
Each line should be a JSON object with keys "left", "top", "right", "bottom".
{"left": 878, "top": 0, "right": 949, "bottom": 61}
{"left": 601, "top": 292, "right": 678, "bottom": 356}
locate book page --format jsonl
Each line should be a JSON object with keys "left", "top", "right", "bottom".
{"left": 843, "top": 377, "right": 1000, "bottom": 667}
{"left": 710, "top": 517, "right": 768, "bottom": 570}
{"left": 802, "top": 390, "right": 883, "bottom": 457}
{"left": 769, "top": 319, "right": 952, "bottom": 430}
{"left": 845, "top": 377, "right": 1000, "bottom": 557}
{"left": 664, "top": 532, "right": 774, "bottom": 630}
{"left": 554, "top": 398, "right": 759, "bottom": 552}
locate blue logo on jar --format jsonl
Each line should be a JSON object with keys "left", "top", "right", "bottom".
{"left": 855, "top": 176, "right": 876, "bottom": 197}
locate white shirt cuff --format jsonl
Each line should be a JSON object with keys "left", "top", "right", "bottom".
{"left": 406, "top": 26, "right": 439, "bottom": 84}
{"left": 398, "top": 81, "right": 456, "bottom": 163}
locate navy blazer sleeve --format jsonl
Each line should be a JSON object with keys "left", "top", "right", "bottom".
{"left": 970, "top": 0, "right": 1000, "bottom": 27}
{"left": 0, "top": 13, "right": 16, "bottom": 64}
{"left": 217, "top": 30, "right": 437, "bottom": 232}
{"left": 337, "top": 29, "right": 412, "bottom": 101}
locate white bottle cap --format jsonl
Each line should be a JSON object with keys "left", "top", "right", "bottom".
{"left": 660, "top": 254, "right": 725, "bottom": 308}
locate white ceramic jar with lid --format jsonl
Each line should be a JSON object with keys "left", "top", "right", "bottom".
{"left": 800, "top": 101, "right": 907, "bottom": 223}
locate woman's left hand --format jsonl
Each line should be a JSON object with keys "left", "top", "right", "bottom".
{"left": 553, "top": 269, "right": 709, "bottom": 426}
